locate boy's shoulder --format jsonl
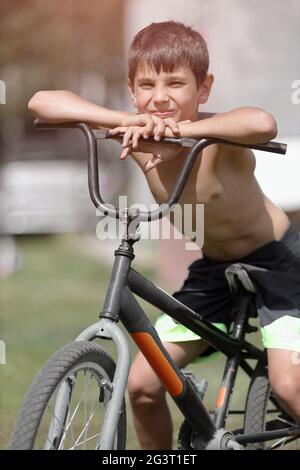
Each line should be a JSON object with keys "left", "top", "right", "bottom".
{"left": 198, "top": 111, "right": 216, "bottom": 120}
{"left": 198, "top": 111, "right": 255, "bottom": 169}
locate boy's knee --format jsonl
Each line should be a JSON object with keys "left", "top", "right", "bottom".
{"left": 128, "top": 367, "right": 164, "bottom": 406}
{"left": 269, "top": 374, "right": 300, "bottom": 402}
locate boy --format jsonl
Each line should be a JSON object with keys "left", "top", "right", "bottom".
{"left": 28, "top": 21, "right": 300, "bottom": 450}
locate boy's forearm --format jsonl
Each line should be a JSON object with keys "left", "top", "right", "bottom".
{"left": 172, "top": 107, "right": 278, "bottom": 144}
{"left": 28, "top": 90, "right": 131, "bottom": 128}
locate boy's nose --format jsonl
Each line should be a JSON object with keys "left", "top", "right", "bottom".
{"left": 153, "top": 87, "right": 169, "bottom": 105}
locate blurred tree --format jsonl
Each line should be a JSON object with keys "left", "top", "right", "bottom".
{"left": 0, "top": 0, "right": 124, "bottom": 68}
{"left": 0, "top": 0, "right": 126, "bottom": 132}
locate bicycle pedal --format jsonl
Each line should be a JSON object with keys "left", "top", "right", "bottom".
{"left": 182, "top": 370, "right": 208, "bottom": 400}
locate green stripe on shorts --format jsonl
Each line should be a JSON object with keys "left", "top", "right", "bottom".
{"left": 261, "top": 315, "right": 300, "bottom": 352}
{"left": 155, "top": 314, "right": 227, "bottom": 363}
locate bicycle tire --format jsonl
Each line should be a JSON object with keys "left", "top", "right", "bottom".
{"left": 244, "top": 358, "right": 299, "bottom": 450}
{"left": 9, "top": 341, "right": 126, "bottom": 450}
{"left": 243, "top": 359, "right": 270, "bottom": 450}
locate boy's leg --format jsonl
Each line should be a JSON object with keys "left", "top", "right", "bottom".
{"left": 267, "top": 349, "right": 300, "bottom": 422}
{"left": 128, "top": 339, "right": 208, "bottom": 450}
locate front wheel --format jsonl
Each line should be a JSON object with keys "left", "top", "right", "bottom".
{"left": 9, "top": 341, "right": 126, "bottom": 450}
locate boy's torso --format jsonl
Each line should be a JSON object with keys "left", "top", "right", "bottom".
{"left": 131, "top": 142, "right": 290, "bottom": 261}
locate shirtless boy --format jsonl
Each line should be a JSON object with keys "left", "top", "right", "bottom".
{"left": 28, "top": 21, "right": 300, "bottom": 450}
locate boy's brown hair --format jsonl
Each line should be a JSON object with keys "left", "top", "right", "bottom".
{"left": 128, "top": 21, "right": 209, "bottom": 87}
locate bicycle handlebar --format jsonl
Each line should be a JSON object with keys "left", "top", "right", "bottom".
{"left": 34, "top": 119, "right": 287, "bottom": 222}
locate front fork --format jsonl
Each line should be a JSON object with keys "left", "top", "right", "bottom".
{"left": 46, "top": 319, "right": 131, "bottom": 450}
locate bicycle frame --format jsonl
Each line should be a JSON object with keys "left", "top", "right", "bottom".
{"left": 73, "top": 228, "right": 300, "bottom": 450}
{"left": 70, "top": 224, "right": 262, "bottom": 450}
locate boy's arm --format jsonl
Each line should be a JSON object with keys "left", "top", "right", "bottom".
{"left": 168, "top": 107, "right": 278, "bottom": 144}
{"left": 28, "top": 91, "right": 180, "bottom": 135}
{"left": 28, "top": 90, "right": 131, "bottom": 128}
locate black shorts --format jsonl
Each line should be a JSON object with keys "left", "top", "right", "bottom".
{"left": 155, "top": 223, "right": 300, "bottom": 353}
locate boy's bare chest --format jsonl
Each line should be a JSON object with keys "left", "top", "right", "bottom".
{"left": 145, "top": 149, "right": 244, "bottom": 206}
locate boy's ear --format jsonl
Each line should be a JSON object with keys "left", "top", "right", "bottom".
{"left": 128, "top": 78, "right": 137, "bottom": 109}
{"left": 198, "top": 73, "right": 214, "bottom": 105}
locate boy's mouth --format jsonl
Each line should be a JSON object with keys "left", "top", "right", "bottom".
{"left": 152, "top": 110, "right": 176, "bottom": 117}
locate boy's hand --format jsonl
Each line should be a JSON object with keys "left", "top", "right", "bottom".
{"left": 109, "top": 117, "right": 190, "bottom": 154}
{"left": 109, "top": 119, "right": 191, "bottom": 172}
{"left": 120, "top": 114, "right": 180, "bottom": 140}
{"left": 109, "top": 115, "right": 181, "bottom": 156}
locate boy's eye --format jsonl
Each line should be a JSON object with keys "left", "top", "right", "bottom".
{"left": 169, "top": 81, "right": 184, "bottom": 87}
{"left": 139, "top": 83, "right": 153, "bottom": 89}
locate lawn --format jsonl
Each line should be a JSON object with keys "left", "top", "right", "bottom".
{"left": 0, "top": 234, "right": 261, "bottom": 450}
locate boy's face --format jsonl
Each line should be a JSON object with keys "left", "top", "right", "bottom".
{"left": 128, "top": 65, "right": 213, "bottom": 122}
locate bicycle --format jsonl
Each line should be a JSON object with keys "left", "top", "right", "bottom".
{"left": 9, "top": 120, "right": 300, "bottom": 450}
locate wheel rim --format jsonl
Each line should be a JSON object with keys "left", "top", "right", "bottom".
{"left": 32, "top": 361, "right": 117, "bottom": 450}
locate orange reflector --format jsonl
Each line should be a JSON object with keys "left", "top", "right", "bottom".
{"left": 216, "top": 386, "right": 227, "bottom": 408}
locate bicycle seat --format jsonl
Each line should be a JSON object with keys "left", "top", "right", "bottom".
{"left": 225, "top": 264, "right": 256, "bottom": 295}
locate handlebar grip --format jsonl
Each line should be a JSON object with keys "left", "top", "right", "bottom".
{"left": 33, "top": 119, "right": 80, "bottom": 130}
{"left": 211, "top": 138, "right": 287, "bottom": 155}
{"left": 253, "top": 140, "right": 287, "bottom": 155}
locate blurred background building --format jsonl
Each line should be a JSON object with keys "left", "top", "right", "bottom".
{"left": 0, "top": 0, "right": 127, "bottom": 237}
{"left": 0, "top": 0, "right": 299, "bottom": 285}
{"left": 0, "top": 0, "right": 127, "bottom": 277}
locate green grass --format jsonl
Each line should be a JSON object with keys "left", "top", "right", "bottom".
{"left": 0, "top": 234, "right": 264, "bottom": 450}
